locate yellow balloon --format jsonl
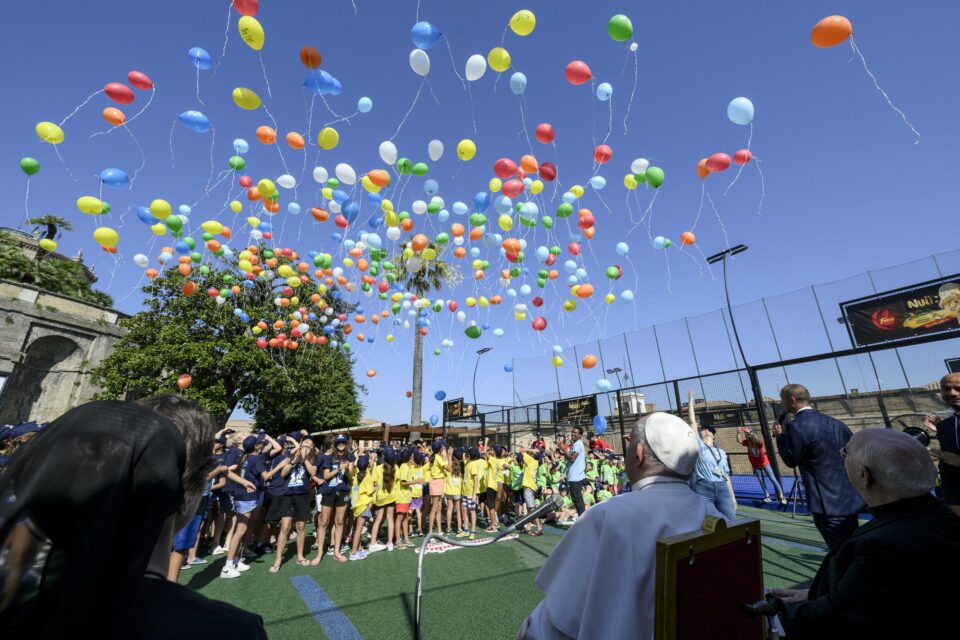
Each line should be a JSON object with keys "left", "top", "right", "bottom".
{"left": 514, "top": 311, "right": 527, "bottom": 321}
{"left": 498, "top": 214, "right": 514, "bottom": 231}
{"left": 277, "top": 265, "right": 295, "bottom": 277}
{"left": 318, "top": 127, "right": 339, "bottom": 150}
{"left": 487, "top": 47, "right": 511, "bottom": 73}
{"left": 230, "top": 200, "right": 243, "bottom": 213}
{"left": 552, "top": 355, "right": 563, "bottom": 367}
{"left": 321, "top": 187, "right": 333, "bottom": 200}
{"left": 201, "top": 220, "right": 224, "bottom": 234}
{"left": 403, "top": 247, "right": 414, "bottom": 259}
{"left": 605, "top": 293, "right": 615, "bottom": 304}
{"left": 478, "top": 296, "right": 489, "bottom": 307}
{"left": 238, "top": 16, "right": 265, "bottom": 51}
{"left": 509, "top": 10, "right": 536, "bottom": 36}
{"left": 76, "top": 196, "right": 106, "bottom": 215}
{"left": 361, "top": 176, "right": 380, "bottom": 193}
{"left": 422, "top": 248, "right": 437, "bottom": 261}
{"left": 381, "top": 198, "right": 395, "bottom": 213}
{"left": 342, "top": 258, "right": 354, "bottom": 268}
{"left": 317, "top": 284, "right": 328, "bottom": 294}
{"left": 570, "top": 185, "right": 585, "bottom": 198}
{"left": 38, "top": 238, "right": 58, "bottom": 251}
{"left": 232, "top": 87, "right": 262, "bottom": 110}
{"left": 623, "top": 174, "right": 638, "bottom": 190}
{"left": 530, "top": 180, "right": 544, "bottom": 195}
{"left": 93, "top": 227, "right": 119, "bottom": 247}
{"left": 391, "top": 292, "right": 403, "bottom": 302}
{"left": 239, "top": 259, "right": 253, "bottom": 272}
{"left": 488, "top": 178, "right": 502, "bottom": 192}
{"left": 246, "top": 216, "right": 261, "bottom": 228}
{"left": 35, "top": 121, "right": 64, "bottom": 144}
{"left": 570, "top": 285, "right": 580, "bottom": 297}
{"left": 150, "top": 199, "right": 172, "bottom": 220}
{"left": 150, "top": 223, "right": 167, "bottom": 236}
{"left": 563, "top": 299, "right": 577, "bottom": 312}
{"left": 471, "top": 259, "right": 483, "bottom": 270}
{"left": 386, "top": 334, "right": 394, "bottom": 342}
{"left": 286, "top": 277, "right": 301, "bottom": 288}
{"left": 257, "top": 179, "right": 276, "bottom": 197}
{"left": 466, "top": 297, "right": 477, "bottom": 307}
{"left": 457, "top": 139, "right": 476, "bottom": 161}
{"left": 385, "top": 211, "right": 399, "bottom": 227}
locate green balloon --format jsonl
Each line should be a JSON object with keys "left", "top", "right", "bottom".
{"left": 514, "top": 203, "right": 523, "bottom": 213}
{"left": 634, "top": 172, "right": 646, "bottom": 184}
{"left": 432, "top": 302, "right": 442, "bottom": 312}
{"left": 326, "top": 178, "right": 340, "bottom": 188}
{"left": 549, "top": 246, "right": 562, "bottom": 256}
{"left": 412, "top": 162, "right": 429, "bottom": 177}
{"left": 397, "top": 158, "right": 413, "bottom": 174}
{"left": 165, "top": 216, "right": 183, "bottom": 232}
{"left": 645, "top": 166, "right": 665, "bottom": 188}
{"left": 183, "top": 237, "right": 196, "bottom": 249}
{"left": 608, "top": 14, "right": 633, "bottom": 42}
{"left": 267, "top": 192, "right": 279, "bottom": 201}
{"left": 223, "top": 275, "right": 234, "bottom": 283}
{"left": 382, "top": 260, "right": 395, "bottom": 271}
{"left": 228, "top": 155, "right": 245, "bottom": 171}
{"left": 537, "top": 278, "right": 546, "bottom": 288}
{"left": 199, "top": 265, "right": 210, "bottom": 276}
{"left": 538, "top": 268, "right": 549, "bottom": 279}
{"left": 378, "top": 292, "right": 388, "bottom": 300}
{"left": 556, "top": 202, "right": 573, "bottom": 218}
{"left": 392, "top": 303, "right": 401, "bottom": 315}
{"left": 427, "top": 202, "right": 440, "bottom": 214}
{"left": 101, "top": 202, "right": 111, "bottom": 214}
{"left": 361, "top": 283, "right": 371, "bottom": 292}
{"left": 398, "top": 211, "right": 410, "bottom": 221}
{"left": 605, "top": 266, "right": 620, "bottom": 279}
{"left": 386, "top": 273, "right": 397, "bottom": 283}
{"left": 469, "top": 213, "right": 487, "bottom": 227}
{"left": 264, "top": 249, "right": 275, "bottom": 258}
{"left": 369, "top": 264, "right": 380, "bottom": 276}
{"left": 480, "top": 260, "right": 490, "bottom": 270}
{"left": 201, "top": 232, "right": 214, "bottom": 241}
{"left": 464, "top": 325, "right": 482, "bottom": 339}
{"left": 509, "top": 267, "right": 521, "bottom": 277}
{"left": 435, "top": 232, "right": 449, "bottom": 244}
{"left": 19, "top": 157, "right": 40, "bottom": 176}
{"left": 191, "top": 251, "right": 203, "bottom": 263}
{"left": 541, "top": 215, "right": 554, "bottom": 229}
{"left": 519, "top": 216, "right": 536, "bottom": 228}
{"left": 433, "top": 348, "right": 442, "bottom": 355}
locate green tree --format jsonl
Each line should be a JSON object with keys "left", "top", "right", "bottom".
{"left": 392, "top": 246, "right": 461, "bottom": 429}
{"left": 91, "top": 253, "right": 361, "bottom": 427}
{"left": 27, "top": 215, "right": 73, "bottom": 242}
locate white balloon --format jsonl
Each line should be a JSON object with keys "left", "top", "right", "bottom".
{"left": 630, "top": 158, "right": 650, "bottom": 174}
{"left": 629, "top": 42, "right": 639, "bottom": 52}
{"left": 312, "top": 166, "right": 328, "bottom": 183}
{"left": 133, "top": 253, "right": 149, "bottom": 268}
{"left": 412, "top": 200, "right": 428, "bottom": 215}
{"left": 406, "top": 257, "right": 423, "bottom": 272}
{"left": 430, "top": 196, "right": 445, "bottom": 208}
{"left": 335, "top": 163, "right": 357, "bottom": 185}
{"left": 250, "top": 229, "right": 263, "bottom": 240}
{"left": 465, "top": 54, "right": 486, "bottom": 81}
{"left": 379, "top": 141, "right": 398, "bottom": 165}
{"left": 277, "top": 174, "right": 296, "bottom": 189}
{"left": 328, "top": 201, "right": 342, "bottom": 214}
{"left": 453, "top": 236, "right": 464, "bottom": 246}
{"left": 456, "top": 310, "right": 466, "bottom": 323}
{"left": 409, "top": 49, "right": 431, "bottom": 77}
{"left": 386, "top": 226, "right": 402, "bottom": 241}
{"left": 427, "top": 139, "right": 444, "bottom": 162}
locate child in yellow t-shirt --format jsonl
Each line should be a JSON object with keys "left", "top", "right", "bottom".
{"left": 395, "top": 450, "right": 416, "bottom": 549}
{"left": 461, "top": 447, "right": 482, "bottom": 539}
{"left": 445, "top": 449, "right": 465, "bottom": 536}
{"left": 349, "top": 455, "right": 375, "bottom": 560}
{"left": 369, "top": 449, "right": 399, "bottom": 552}
{"left": 427, "top": 439, "right": 448, "bottom": 535}
{"left": 410, "top": 451, "right": 426, "bottom": 536}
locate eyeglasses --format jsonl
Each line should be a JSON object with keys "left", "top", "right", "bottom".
{"left": 839, "top": 446, "right": 848, "bottom": 458}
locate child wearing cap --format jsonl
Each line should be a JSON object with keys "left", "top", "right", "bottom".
{"left": 348, "top": 454, "right": 374, "bottom": 561}
{"left": 461, "top": 448, "right": 481, "bottom": 539}
{"left": 426, "top": 439, "right": 447, "bottom": 535}
{"left": 395, "top": 449, "right": 415, "bottom": 549}
{"left": 509, "top": 454, "right": 525, "bottom": 522}
{"left": 597, "top": 482, "right": 614, "bottom": 503}
{"left": 368, "top": 448, "right": 399, "bottom": 552}
{"left": 483, "top": 448, "right": 501, "bottom": 532}
{"left": 410, "top": 452, "right": 426, "bottom": 536}
{"left": 221, "top": 435, "right": 273, "bottom": 579}
{"left": 446, "top": 450, "right": 465, "bottom": 536}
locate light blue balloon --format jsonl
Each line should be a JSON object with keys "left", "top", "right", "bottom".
{"left": 178, "top": 110, "right": 210, "bottom": 133}
{"left": 522, "top": 178, "right": 533, "bottom": 187}
{"left": 520, "top": 202, "right": 539, "bottom": 218}
{"left": 507, "top": 288, "right": 517, "bottom": 298}
{"left": 222, "top": 247, "right": 234, "bottom": 258}
{"left": 564, "top": 260, "right": 577, "bottom": 273}
{"left": 518, "top": 238, "right": 527, "bottom": 250}
{"left": 424, "top": 179, "right": 439, "bottom": 196}
{"left": 504, "top": 363, "right": 514, "bottom": 373}
{"left": 520, "top": 284, "right": 531, "bottom": 296}
{"left": 482, "top": 233, "right": 499, "bottom": 249}
{"left": 567, "top": 275, "right": 578, "bottom": 285}
{"left": 593, "top": 415, "right": 607, "bottom": 435}
{"left": 233, "top": 138, "right": 249, "bottom": 154}
{"left": 344, "top": 239, "right": 356, "bottom": 250}
{"left": 653, "top": 236, "right": 668, "bottom": 250}
{"left": 493, "top": 328, "right": 504, "bottom": 337}
{"left": 470, "top": 247, "right": 480, "bottom": 258}
{"left": 509, "top": 72, "right": 527, "bottom": 95}
{"left": 589, "top": 175, "right": 607, "bottom": 190}
{"left": 429, "top": 414, "right": 439, "bottom": 426}
{"left": 188, "top": 47, "right": 212, "bottom": 70}
{"left": 621, "top": 290, "right": 635, "bottom": 303}
{"left": 438, "top": 209, "right": 449, "bottom": 222}
{"left": 303, "top": 70, "right": 343, "bottom": 96}
{"left": 287, "top": 202, "right": 301, "bottom": 215}
{"left": 453, "top": 201, "right": 469, "bottom": 215}
{"left": 411, "top": 22, "right": 442, "bottom": 49}
{"left": 727, "top": 97, "right": 754, "bottom": 125}
{"left": 596, "top": 379, "right": 612, "bottom": 392}
{"left": 494, "top": 195, "right": 513, "bottom": 214}
{"left": 99, "top": 168, "right": 129, "bottom": 189}
{"left": 366, "top": 233, "right": 382, "bottom": 249}
{"left": 536, "top": 246, "right": 549, "bottom": 261}
{"left": 575, "top": 268, "right": 587, "bottom": 279}
{"left": 596, "top": 82, "right": 613, "bottom": 101}
{"left": 616, "top": 242, "right": 629, "bottom": 256}
{"left": 357, "top": 97, "right": 373, "bottom": 113}
{"left": 562, "top": 192, "right": 576, "bottom": 204}
{"left": 553, "top": 344, "right": 563, "bottom": 354}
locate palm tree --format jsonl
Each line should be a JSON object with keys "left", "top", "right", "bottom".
{"left": 392, "top": 246, "right": 462, "bottom": 433}
{"left": 27, "top": 215, "right": 73, "bottom": 241}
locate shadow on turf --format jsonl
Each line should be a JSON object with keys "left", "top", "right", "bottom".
{"left": 183, "top": 543, "right": 306, "bottom": 589}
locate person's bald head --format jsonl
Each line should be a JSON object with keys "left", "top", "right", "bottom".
{"left": 844, "top": 428, "right": 937, "bottom": 507}
{"left": 780, "top": 384, "right": 811, "bottom": 414}
{"left": 941, "top": 373, "right": 960, "bottom": 411}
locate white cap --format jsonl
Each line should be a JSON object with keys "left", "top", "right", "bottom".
{"left": 644, "top": 412, "right": 699, "bottom": 476}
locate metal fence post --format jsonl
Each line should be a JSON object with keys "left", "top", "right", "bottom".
{"left": 748, "top": 366, "right": 782, "bottom": 482}
{"left": 507, "top": 409, "right": 512, "bottom": 449}
{"left": 616, "top": 389, "right": 627, "bottom": 455}
{"left": 480, "top": 413, "right": 486, "bottom": 442}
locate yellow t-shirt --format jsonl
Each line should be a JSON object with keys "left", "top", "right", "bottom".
{"left": 444, "top": 470, "right": 462, "bottom": 497}
{"left": 476, "top": 458, "right": 489, "bottom": 493}
{"left": 522, "top": 452, "right": 538, "bottom": 491}
{"left": 410, "top": 463, "right": 424, "bottom": 498}
{"left": 429, "top": 453, "right": 447, "bottom": 480}
{"left": 373, "top": 463, "right": 400, "bottom": 506}
{"left": 485, "top": 456, "right": 501, "bottom": 489}
{"left": 463, "top": 460, "right": 479, "bottom": 498}
{"left": 397, "top": 462, "right": 413, "bottom": 504}
{"left": 351, "top": 467, "right": 375, "bottom": 517}
{"left": 501, "top": 458, "right": 511, "bottom": 484}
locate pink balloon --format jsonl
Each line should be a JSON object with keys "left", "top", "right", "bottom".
{"left": 565, "top": 60, "right": 592, "bottom": 86}
{"left": 733, "top": 149, "right": 753, "bottom": 165}
{"left": 705, "top": 152, "right": 731, "bottom": 173}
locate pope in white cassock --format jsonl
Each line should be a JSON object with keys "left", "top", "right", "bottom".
{"left": 518, "top": 412, "right": 725, "bottom": 640}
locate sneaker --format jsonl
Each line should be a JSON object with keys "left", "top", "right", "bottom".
{"left": 349, "top": 552, "right": 366, "bottom": 561}
{"left": 220, "top": 566, "right": 241, "bottom": 579}
{"left": 778, "top": 498, "right": 788, "bottom": 506}
{"left": 387, "top": 543, "right": 394, "bottom": 552}
{"left": 188, "top": 558, "right": 207, "bottom": 565}
{"left": 235, "top": 560, "right": 251, "bottom": 572}
{"left": 468, "top": 533, "right": 476, "bottom": 540}
{"left": 456, "top": 531, "right": 470, "bottom": 538}
{"left": 181, "top": 563, "right": 192, "bottom": 570}
{"left": 326, "top": 547, "right": 335, "bottom": 556}
{"left": 241, "top": 549, "right": 257, "bottom": 559}
{"left": 212, "top": 545, "right": 227, "bottom": 555}
{"left": 368, "top": 542, "right": 387, "bottom": 553}
{"left": 762, "top": 497, "right": 772, "bottom": 503}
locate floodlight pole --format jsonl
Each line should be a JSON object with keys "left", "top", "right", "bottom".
{"left": 473, "top": 347, "right": 492, "bottom": 440}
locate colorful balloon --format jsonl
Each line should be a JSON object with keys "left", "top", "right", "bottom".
{"left": 411, "top": 21, "right": 442, "bottom": 49}
{"left": 509, "top": 10, "right": 536, "bottom": 36}
{"left": 178, "top": 110, "right": 211, "bottom": 132}
{"left": 177, "top": 373, "right": 193, "bottom": 389}
{"left": 509, "top": 72, "right": 527, "bottom": 95}
{"left": 357, "top": 97, "right": 373, "bottom": 113}
{"left": 318, "top": 127, "right": 339, "bottom": 150}
{"left": 733, "top": 149, "right": 753, "bottom": 165}
{"left": 99, "top": 168, "right": 129, "bottom": 188}
{"left": 565, "top": 60, "right": 592, "bottom": 85}
{"left": 593, "top": 145, "right": 612, "bottom": 164}
{"left": 697, "top": 158, "right": 710, "bottom": 179}
{"left": 582, "top": 354, "right": 597, "bottom": 369}
{"left": 457, "top": 139, "right": 476, "bottom": 161}
{"left": 705, "top": 153, "right": 731, "bottom": 173}
{"left": 232, "top": 87, "right": 261, "bottom": 110}
{"left": 35, "top": 121, "right": 64, "bottom": 144}
{"left": 535, "top": 123, "right": 555, "bottom": 144}
{"left": 238, "top": 16, "right": 265, "bottom": 50}
{"left": 811, "top": 15, "right": 853, "bottom": 48}
{"left": 428, "top": 139, "right": 444, "bottom": 161}
{"left": 409, "top": 48, "right": 431, "bottom": 76}
{"left": 77, "top": 196, "right": 106, "bottom": 214}
{"left": 232, "top": 0, "right": 258, "bottom": 16}
{"left": 487, "top": 47, "right": 511, "bottom": 73}
{"left": 645, "top": 166, "right": 665, "bottom": 188}
{"left": 127, "top": 70, "right": 154, "bottom": 90}
{"left": 188, "top": 47, "right": 212, "bottom": 70}
{"left": 608, "top": 14, "right": 634, "bottom": 41}
{"left": 299, "top": 45, "right": 321, "bottom": 68}
{"left": 727, "top": 97, "right": 754, "bottom": 125}
{"left": 19, "top": 157, "right": 39, "bottom": 176}
{"left": 465, "top": 54, "right": 487, "bottom": 81}
{"left": 596, "top": 82, "right": 613, "bottom": 101}
{"left": 680, "top": 231, "right": 696, "bottom": 246}
{"left": 93, "top": 227, "right": 119, "bottom": 247}
{"left": 102, "top": 107, "right": 126, "bottom": 126}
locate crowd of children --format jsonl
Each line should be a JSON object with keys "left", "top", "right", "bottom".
{"left": 164, "top": 427, "right": 626, "bottom": 579}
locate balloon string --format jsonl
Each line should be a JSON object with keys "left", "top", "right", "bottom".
{"left": 415, "top": 0, "right": 420, "bottom": 21}
{"left": 443, "top": 36, "right": 467, "bottom": 91}
{"left": 849, "top": 37, "right": 920, "bottom": 145}
{"left": 319, "top": 95, "right": 350, "bottom": 121}
{"left": 204, "top": 126, "right": 219, "bottom": 194}
{"left": 215, "top": 0, "right": 232, "bottom": 75}
{"left": 692, "top": 182, "right": 705, "bottom": 231}
{"left": 590, "top": 77, "right": 598, "bottom": 151}
{"left": 693, "top": 244, "right": 716, "bottom": 280}
{"left": 390, "top": 78, "right": 425, "bottom": 141}
{"left": 22, "top": 179, "right": 31, "bottom": 229}
{"left": 59, "top": 90, "right": 103, "bottom": 128}
{"left": 663, "top": 250, "right": 672, "bottom": 294}
{"left": 627, "top": 189, "right": 657, "bottom": 238}
{"left": 518, "top": 93, "right": 534, "bottom": 155}
{"left": 622, "top": 51, "right": 638, "bottom": 135}
{"left": 676, "top": 245, "right": 704, "bottom": 279}
{"left": 126, "top": 124, "right": 147, "bottom": 187}
{"left": 258, "top": 53, "right": 273, "bottom": 100}
{"left": 90, "top": 87, "right": 156, "bottom": 137}
{"left": 426, "top": 78, "right": 441, "bottom": 106}
{"left": 168, "top": 118, "right": 177, "bottom": 168}
{"left": 466, "top": 82, "right": 478, "bottom": 134}
{"left": 705, "top": 189, "right": 730, "bottom": 250}
{"left": 754, "top": 157, "right": 766, "bottom": 217}
{"left": 195, "top": 67, "right": 205, "bottom": 105}
{"left": 722, "top": 123, "right": 752, "bottom": 196}
{"left": 602, "top": 98, "right": 613, "bottom": 144}
{"left": 52, "top": 145, "right": 78, "bottom": 182}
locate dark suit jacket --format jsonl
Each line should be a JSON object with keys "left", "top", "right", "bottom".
{"left": 782, "top": 494, "right": 960, "bottom": 638}
{"left": 775, "top": 409, "right": 864, "bottom": 515}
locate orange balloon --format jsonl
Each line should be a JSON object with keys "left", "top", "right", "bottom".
{"left": 811, "top": 15, "right": 853, "bottom": 48}
{"left": 311, "top": 207, "right": 329, "bottom": 222}
{"left": 697, "top": 158, "right": 710, "bottom": 180}
{"left": 548, "top": 270, "right": 558, "bottom": 280}
{"left": 368, "top": 169, "right": 390, "bottom": 188}
{"left": 178, "top": 263, "right": 192, "bottom": 276}
{"left": 502, "top": 238, "right": 521, "bottom": 254}
{"left": 468, "top": 227, "right": 483, "bottom": 240}
{"left": 102, "top": 107, "right": 126, "bottom": 126}
{"left": 206, "top": 239, "right": 222, "bottom": 252}
{"left": 256, "top": 125, "right": 277, "bottom": 144}
{"left": 354, "top": 314, "right": 367, "bottom": 324}
{"left": 490, "top": 295, "right": 502, "bottom": 305}
{"left": 582, "top": 354, "right": 597, "bottom": 369}
{"left": 400, "top": 218, "right": 414, "bottom": 232}
{"left": 366, "top": 369, "right": 377, "bottom": 378}
{"left": 288, "top": 340, "right": 299, "bottom": 350}
{"left": 405, "top": 390, "right": 413, "bottom": 398}
{"left": 177, "top": 373, "right": 193, "bottom": 389}
{"left": 576, "top": 283, "right": 594, "bottom": 299}
{"left": 357, "top": 258, "right": 369, "bottom": 271}
{"left": 583, "top": 226, "right": 596, "bottom": 239}
{"left": 286, "top": 131, "right": 305, "bottom": 149}
{"left": 300, "top": 46, "right": 322, "bottom": 69}
{"left": 101, "top": 246, "right": 117, "bottom": 254}
{"left": 450, "top": 223, "right": 464, "bottom": 237}
{"left": 519, "top": 154, "right": 539, "bottom": 173}
{"left": 222, "top": 227, "right": 232, "bottom": 239}
{"left": 348, "top": 247, "right": 363, "bottom": 258}
{"left": 411, "top": 234, "right": 428, "bottom": 251}
{"left": 371, "top": 315, "right": 380, "bottom": 325}
{"left": 182, "top": 280, "right": 197, "bottom": 296}
{"left": 680, "top": 231, "right": 696, "bottom": 246}
{"left": 453, "top": 247, "right": 466, "bottom": 258}
{"left": 247, "top": 187, "right": 261, "bottom": 201}
{"left": 474, "top": 270, "right": 485, "bottom": 280}
{"left": 264, "top": 200, "right": 280, "bottom": 213}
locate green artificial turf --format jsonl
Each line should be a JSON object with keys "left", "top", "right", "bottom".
{"left": 182, "top": 506, "right": 828, "bottom": 639}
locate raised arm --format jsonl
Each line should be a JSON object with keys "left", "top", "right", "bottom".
{"left": 687, "top": 389, "right": 698, "bottom": 430}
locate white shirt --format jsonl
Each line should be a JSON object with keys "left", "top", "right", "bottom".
{"left": 521, "top": 476, "right": 722, "bottom": 640}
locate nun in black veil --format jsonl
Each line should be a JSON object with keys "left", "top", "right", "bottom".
{"left": 0, "top": 397, "right": 266, "bottom": 639}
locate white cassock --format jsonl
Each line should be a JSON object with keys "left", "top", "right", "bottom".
{"left": 520, "top": 476, "right": 723, "bottom": 640}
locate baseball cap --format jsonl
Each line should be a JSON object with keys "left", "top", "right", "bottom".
{"left": 288, "top": 431, "right": 303, "bottom": 442}
{"left": 242, "top": 435, "right": 259, "bottom": 453}
{"left": 453, "top": 447, "right": 464, "bottom": 461}
{"left": 335, "top": 434, "right": 348, "bottom": 445}
{"left": 431, "top": 438, "right": 444, "bottom": 453}
{"left": 347, "top": 452, "right": 357, "bottom": 463}
{"left": 357, "top": 454, "right": 370, "bottom": 470}
{"left": 643, "top": 413, "right": 699, "bottom": 476}
{"left": 383, "top": 448, "right": 397, "bottom": 464}
{"left": 400, "top": 448, "right": 413, "bottom": 463}
{"left": 414, "top": 451, "right": 426, "bottom": 465}
{"left": 493, "top": 445, "right": 503, "bottom": 456}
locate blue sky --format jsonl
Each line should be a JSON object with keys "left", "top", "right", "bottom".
{"left": 3, "top": 1, "right": 959, "bottom": 423}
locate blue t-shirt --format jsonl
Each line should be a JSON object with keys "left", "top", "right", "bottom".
{"left": 567, "top": 440, "right": 586, "bottom": 482}
{"left": 221, "top": 448, "right": 242, "bottom": 495}
{"left": 227, "top": 453, "right": 265, "bottom": 501}
{"left": 284, "top": 455, "right": 312, "bottom": 496}
{"left": 266, "top": 452, "right": 291, "bottom": 497}
{"left": 694, "top": 437, "right": 730, "bottom": 483}
{"left": 320, "top": 454, "right": 349, "bottom": 494}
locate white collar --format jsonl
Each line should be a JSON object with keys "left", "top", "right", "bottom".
{"left": 632, "top": 475, "right": 687, "bottom": 492}
{"left": 795, "top": 406, "right": 813, "bottom": 413}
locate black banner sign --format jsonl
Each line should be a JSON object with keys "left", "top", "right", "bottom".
{"left": 697, "top": 408, "right": 745, "bottom": 429}
{"left": 443, "top": 398, "right": 469, "bottom": 421}
{"left": 947, "top": 358, "right": 960, "bottom": 374}
{"left": 841, "top": 274, "right": 960, "bottom": 348}
{"left": 555, "top": 395, "right": 598, "bottom": 426}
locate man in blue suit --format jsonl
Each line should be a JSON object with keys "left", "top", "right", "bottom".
{"left": 773, "top": 384, "right": 865, "bottom": 552}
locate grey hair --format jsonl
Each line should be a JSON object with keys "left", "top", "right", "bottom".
{"left": 851, "top": 428, "right": 937, "bottom": 500}
{"left": 632, "top": 416, "right": 687, "bottom": 480}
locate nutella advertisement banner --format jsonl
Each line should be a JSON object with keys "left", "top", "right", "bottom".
{"left": 841, "top": 275, "right": 960, "bottom": 348}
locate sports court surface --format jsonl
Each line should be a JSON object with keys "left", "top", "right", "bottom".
{"left": 180, "top": 507, "right": 828, "bottom": 639}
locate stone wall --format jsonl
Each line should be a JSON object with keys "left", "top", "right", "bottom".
{"left": 0, "top": 279, "right": 127, "bottom": 424}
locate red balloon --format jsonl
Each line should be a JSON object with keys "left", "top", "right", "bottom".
{"left": 733, "top": 149, "right": 753, "bottom": 165}
{"left": 104, "top": 82, "right": 135, "bottom": 105}
{"left": 177, "top": 373, "right": 192, "bottom": 389}
{"left": 334, "top": 214, "right": 349, "bottom": 228}
{"left": 545, "top": 254, "right": 556, "bottom": 267}
{"left": 447, "top": 300, "right": 458, "bottom": 312}
{"left": 705, "top": 152, "right": 731, "bottom": 173}
{"left": 532, "top": 296, "right": 544, "bottom": 307}
{"left": 494, "top": 158, "right": 518, "bottom": 179}
{"left": 532, "top": 316, "right": 547, "bottom": 331}
{"left": 593, "top": 145, "right": 613, "bottom": 164}
{"left": 502, "top": 179, "right": 524, "bottom": 198}
{"left": 565, "top": 60, "right": 592, "bottom": 86}
{"left": 127, "top": 70, "right": 154, "bottom": 90}
{"left": 539, "top": 162, "right": 557, "bottom": 181}
{"left": 239, "top": 175, "right": 253, "bottom": 188}
{"left": 535, "top": 123, "right": 555, "bottom": 144}
{"left": 232, "top": 0, "right": 259, "bottom": 16}
{"left": 568, "top": 242, "right": 581, "bottom": 256}
{"left": 577, "top": 212, "right": 595, "bottom": 229}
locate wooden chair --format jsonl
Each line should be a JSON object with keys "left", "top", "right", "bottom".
{"left": 655, "top": 517, "right": 767, "bottom": 640}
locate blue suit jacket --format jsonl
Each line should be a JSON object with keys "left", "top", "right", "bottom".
{"left": 775, "top": 409, "right": 865, "bottom": 516}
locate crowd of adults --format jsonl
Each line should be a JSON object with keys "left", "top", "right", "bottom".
{"left": 0, "top": 373, "right": 958, "bottom": 638}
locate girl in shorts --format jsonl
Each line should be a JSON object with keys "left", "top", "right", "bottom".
{"left": 368, "top": 448, "right": 399, "bottom": 552}
{"left": 410, "top": 452, "right": 426, "bottom": 536}
{"left": 312, "top": 435, "right": 353, "bottom": 564}
{"left": 348, "top": 454, "right": 374, "bottom": 560}
{"left": 426, "top": 439, "right": 447, "bottom": 535}
{"left": 445, "top": 449, "right": 464, "bottom": 536}
{"left": 270, "top": 437, "right": 318, "bottom": 571}
{"left": 395, "top": 449, "right": 415, "bottom": 549}
{"left": 221, "top": 435, "right": 269, "bottom": 579}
